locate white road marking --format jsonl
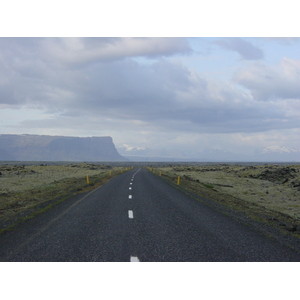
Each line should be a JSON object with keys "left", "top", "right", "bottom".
{"left": 130, "top": 182, "right": 132, "bottom": 185}
{"left": 128, "top": 210, "right": 134, "bottom": 219}
{"left": 130, "top": 256, "right": 139, "bottom": 262}
{"left": 129, "top": 187, "right": 132, "bottom": 190}
{"left": 128, "top": 195, "right": 132, "bottom": 199}
{"left": 133, "top": 168, "right": 141, "bottom": 177}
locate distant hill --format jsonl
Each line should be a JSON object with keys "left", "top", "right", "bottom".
{"left": 0, "top": 134, "right": 126, "bottom": 161}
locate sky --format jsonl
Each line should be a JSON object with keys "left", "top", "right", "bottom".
{"left": 0, "top": 4, "right": 300, "bottom": 160}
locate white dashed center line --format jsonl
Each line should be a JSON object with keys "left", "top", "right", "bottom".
{"left": 130, "top": 256, "right": 139, "bottom": 262}
{"left": 128, "top": 210, "right": 134, "bottom": 219}
{"left": 128, "top": 169, "right": 141, "bottom": 261}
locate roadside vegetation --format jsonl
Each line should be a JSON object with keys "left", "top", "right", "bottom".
{"left": 0, "top": 163, "right": 130, "bottom": 232}
{"left": 150, "top": 164, "right": 300, "bottom": 238}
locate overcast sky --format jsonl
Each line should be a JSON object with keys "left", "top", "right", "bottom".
{"left": 1, "top": 6, "right": 299, "bottom": 159}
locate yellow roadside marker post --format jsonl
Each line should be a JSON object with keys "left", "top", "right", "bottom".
{"left": 86, "top": 175, "right": 90, "bottom": 184}
{"left": 177, "top": 176, "right": 180, "bottom": 185}
{"left": 159, "top": 171, "right": 162, "bottom": 176}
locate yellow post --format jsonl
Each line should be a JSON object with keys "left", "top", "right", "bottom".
{"left": 159, "top": 171, "right": 162, "bottom": 176}
{"left": 177, "top": 176, "right": 180, "bottom": 185}
{"left": 86, "top": 175, "right": 90, "bottom": 184}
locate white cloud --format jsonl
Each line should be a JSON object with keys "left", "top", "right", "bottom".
{"left": 40, "top": 37, "right": 191, "bottom": 67}
{"left": 262, "top": 145, "right": 299, "bottom": 153}
{"left": 233, "top": 58, "right": 300, "bottom": 101}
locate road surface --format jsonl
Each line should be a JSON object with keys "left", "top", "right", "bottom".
{"left": 1, "top": 167, "right": 300, "bottom": 261}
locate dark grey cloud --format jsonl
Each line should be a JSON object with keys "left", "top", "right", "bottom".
{"left": 1, "top": 37, "right": 299, "bottom": 140}
{"left": 0, "top": 37, "right": 191, "bottom": 105}
{"left": 213, "top": 37, "right": 264, "bottom": 60}
{"left": 14, "top": 57, "right": 294, "bottom": 135}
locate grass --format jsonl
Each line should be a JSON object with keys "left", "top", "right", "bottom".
{"left": 151, "top": 164, "right": 300, "bottom": 238}
{"left": 0, "top": 163, "right": 131, "bottom": 233}
{"left": 156, "top": 164, "right": 300, "bottom": 219}
{"left": 204, "top": 184, "right": 214, "bottom": 189}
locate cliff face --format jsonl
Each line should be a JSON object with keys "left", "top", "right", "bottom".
{"left": 0, "top": 134, "right": 126, "bottom": 161}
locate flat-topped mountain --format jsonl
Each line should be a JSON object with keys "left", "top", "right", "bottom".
{"left": 0, "top": 134, "right": 126, "bottom": 161}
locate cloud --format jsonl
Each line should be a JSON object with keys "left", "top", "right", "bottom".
{"left": 39, "top": 37, "right": 191, "bottom": 67}
{"left": 263, "top": 37, "right": 300, "bottom": 45}
{"left": 0, "top": 37, "right": 191, "bottom": 106}
{"left": 11, "top": 57, "right": 294, "bottom": 136}
{"left": 213, "top": 37, "right": 264, "bottom": 60}
{"left": 233, "top": 58, "right": 300, "bottom": 101}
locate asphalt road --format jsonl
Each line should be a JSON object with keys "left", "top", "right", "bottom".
{"left": 1, "top": 167, "right": 300, "bottom": 262}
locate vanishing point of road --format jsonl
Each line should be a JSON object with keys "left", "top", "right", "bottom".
{"left": 1, "top": 167, "right": 300, "bottom": 261}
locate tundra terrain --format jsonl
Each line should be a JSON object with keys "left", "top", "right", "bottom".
{"left": 153, "top": 164, "right": 300, "bottom": 238}
{"left": 0, "top": 163, "right": 126, "bottom": 232}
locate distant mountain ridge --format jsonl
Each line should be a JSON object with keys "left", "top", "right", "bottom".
{"left": 0, "top": 134, "right": 126, "bottom": 161}
{"left": 117, "top": 143, "right": 300, "bottom": 162}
